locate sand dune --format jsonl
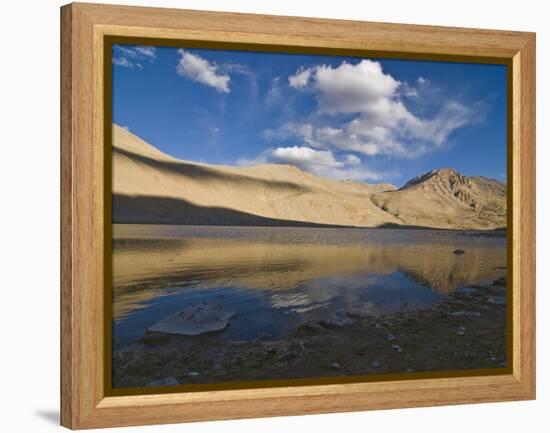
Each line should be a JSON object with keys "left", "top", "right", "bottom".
{"left": 112, "top": 125, "right": 506, "bottom": 229}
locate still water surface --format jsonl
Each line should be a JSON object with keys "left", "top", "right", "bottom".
{"left": 112, "top": 224, "right": 506, "bottom": 347}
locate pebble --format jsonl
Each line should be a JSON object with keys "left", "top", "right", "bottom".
{"left": 322, "top": 311, "right": 355, "bottom": 328}
{"left": 370, "top": 360, "right": 381, "bottom": 369}
{"left": 455, "top": 287, "right": 478, "bottom": 294}
{"left": 487, "top": 296, "right": 506, "bottom": 305}
{"left": 385, "top": 333, "right": 396, "bottom": 342}
{"left": 451, "top": 310, "right": 481, "bottom": 317}
{"left": 392, "top": 344, "right": 403, "bottom": 353}
{"left": 331, "top": 362, "right": 341, "bottom": 369}
{"left": 279, "top": 353, "right": 299, "bottom": 362}
{"left": 145, "top": 377, "right": 179, "bottom": 387}
{"left": 187, "top": 371, "right": 200, "bottom": 377}
{"left": 493, "top": 277, "right": 507, "bottom": 286}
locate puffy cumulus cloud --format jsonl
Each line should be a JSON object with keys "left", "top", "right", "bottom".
{"left": 239, "top": 145, "right": 387, "bottom": 182}
{"left": 271, "top": 145, "right": 386, "bottom": 181}
{"left": 177, "top": 50, "right": 230, "bottom": 93}
{"left": 288, "top": 67, "right": 312, "bottom": 89}
{"left": 272, "top": 146, "right": 343, "bottom": 169}
{"left": 314, "top": 60, "right": 401, "bottom": 114}
{"left": 287, "top": 60, "right": 478, "bottom": 158}
{"left": 112, "top": 45, "right": 156, "bottom": 68}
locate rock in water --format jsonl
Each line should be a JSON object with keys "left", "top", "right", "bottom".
{"left": 391, "top": 344, "right": 403, "bottom": 353}
{"left": 147, "top": 302, "right": 235, "bottom": 336}
{"left": 321, "top": 310, "right": 355, "bottom": 328}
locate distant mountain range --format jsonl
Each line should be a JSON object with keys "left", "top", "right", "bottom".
{"left": 112, "top": 125, "right": 506, "bottom": 230}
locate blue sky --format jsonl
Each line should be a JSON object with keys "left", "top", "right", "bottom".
{"left": 112, "top": 44, "right": 507, "bottom": 187}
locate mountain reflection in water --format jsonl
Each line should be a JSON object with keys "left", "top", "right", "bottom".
{"left": 112, "top": 224, "right": 506, "bottom": 346}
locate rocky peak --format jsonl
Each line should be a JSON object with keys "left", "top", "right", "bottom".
{"left": 402, "top": 168, "right": 470, "bottom": 190}
{"left": 401, "top": 168, "right": 480, "bottom": 208}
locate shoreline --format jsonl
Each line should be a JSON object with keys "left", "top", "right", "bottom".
{"left": 112, "top": 221, "right": 508, "bottom": 233}
{"left": 112, "top": 277, "right": 508, "bottom": 389}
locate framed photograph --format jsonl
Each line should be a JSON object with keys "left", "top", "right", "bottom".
{"left": 60, "top": 3, "right": 536, "bottom": 429}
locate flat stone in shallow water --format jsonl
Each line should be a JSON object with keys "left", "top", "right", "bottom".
{"left": 146, "top": 302, "right": 235, "bottom": 336}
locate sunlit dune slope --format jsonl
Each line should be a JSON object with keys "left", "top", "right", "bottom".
{"left": 112, "top": 125, "right": 506, "bottom": 229}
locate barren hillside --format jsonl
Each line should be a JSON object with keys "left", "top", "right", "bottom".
{"left": 112, "top": 125, "right": 506, "bottom": 229}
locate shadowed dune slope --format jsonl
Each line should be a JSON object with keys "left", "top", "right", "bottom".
{"left": 112, "top": 125, "right": 506, "bottom": 229}
{"left": 112, "top": 125, "right": 399, "bottom": 227}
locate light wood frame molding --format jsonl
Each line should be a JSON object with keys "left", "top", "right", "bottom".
{"left": 60, "top": 2, "right": 536, "bottom": 429}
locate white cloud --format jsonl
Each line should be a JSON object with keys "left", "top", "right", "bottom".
{"left": 314, "top": 60, "right": 400, "bottom": 114}
{"left": 272, "top": 146, "right": 344, "bottom": 169}
{"left": 271, "top": 146, "right": 386, "bottom": 181}
{"left": 113, "top": 45, "right": 156, "bottom": 68}
{"left": 266, "top": 77, "right": 283, "bottom": 104}
{"left": 134, "top": 46, "right": 156, "bottom": 59}
{"left": 236, "top": 155, "right": 268, "bottom": 166}
{"left": 344, "top": 154, "right": 361, "bottom": 166}
{"left": 177, "top": 49, "right": 230, "bottom": 93}
{"left": 288, "top": 67, "right": 312, "bottom": 89}
{"left": 287, "top": 59, "right": 477, "bottom": 158}
{"left": 238, "top": 145, "right": 386, "bottom": 181}
{"left": 262, "top": 122, "right": 319, "bottom": 147}
{"left": 112, "top": 57, "right": 133, "bottom": 68}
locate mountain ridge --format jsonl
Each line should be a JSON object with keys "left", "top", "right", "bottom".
{"left": 112, "top": 125, "right": 506, "bottom": 230}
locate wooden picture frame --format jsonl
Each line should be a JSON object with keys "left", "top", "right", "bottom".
{"left": 60, "top": 2, "right": 536, "bottom": 429}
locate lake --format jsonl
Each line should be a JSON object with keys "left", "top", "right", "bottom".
{"left": 112, "top": 224, "right": 506, "bottom": 348}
